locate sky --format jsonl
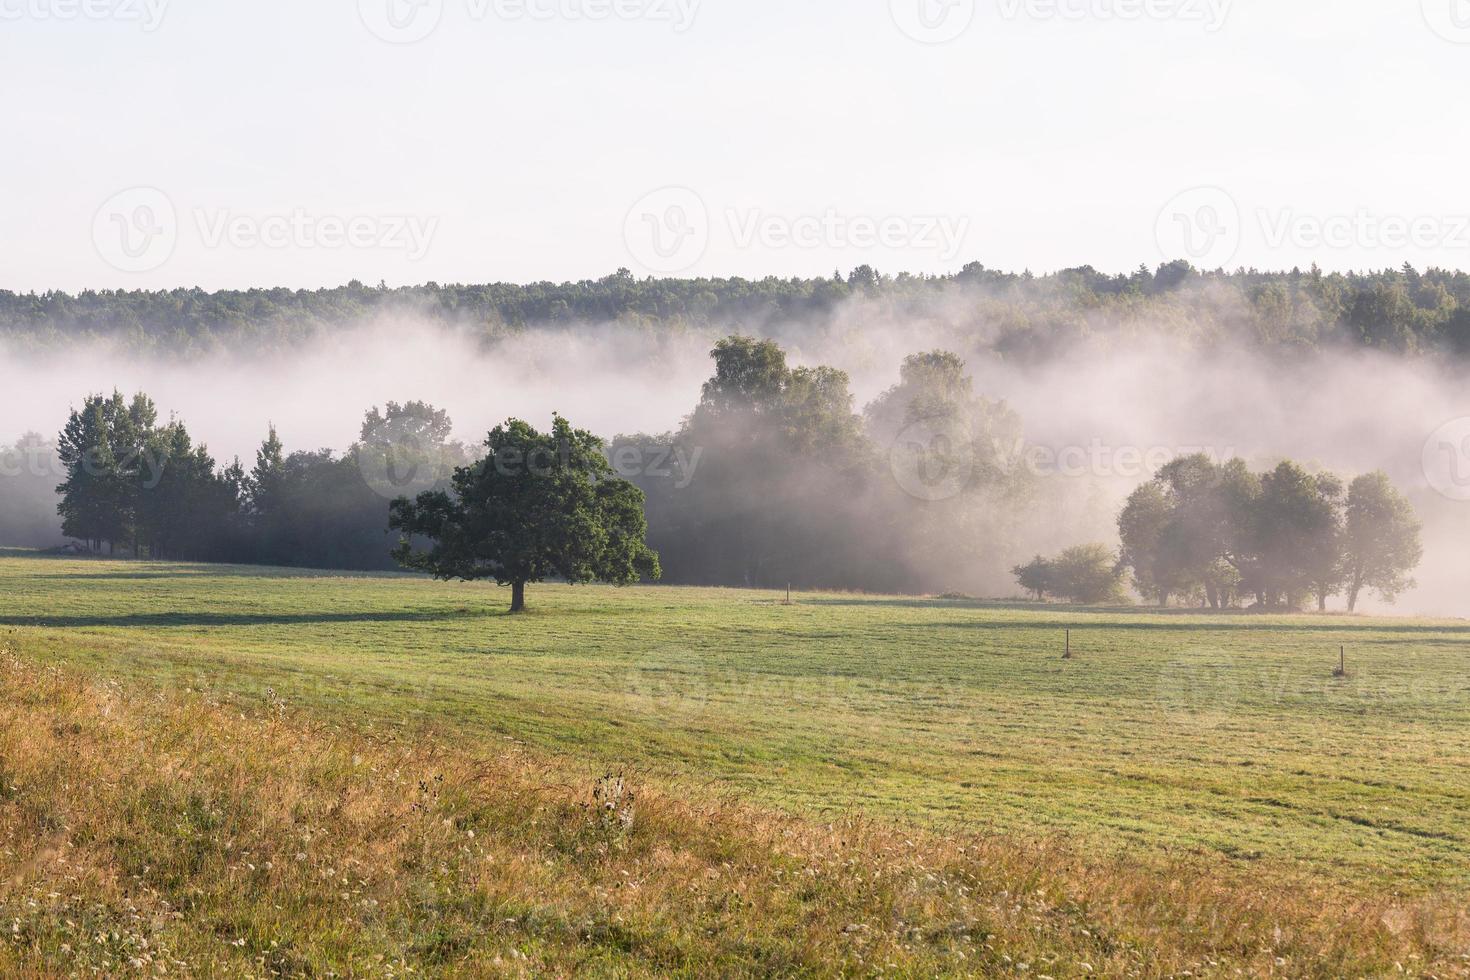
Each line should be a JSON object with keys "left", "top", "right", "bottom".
{"left": 3, "top": 0, "right": 1469, "bottom": 291}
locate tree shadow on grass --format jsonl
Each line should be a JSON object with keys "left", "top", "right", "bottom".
{"left": 801, "top": 597, "right": 1092, "bottom": 613}
{"left": 913, "top": 619, "right": 1470, "bottom": 636}
{"left": 0, "top": 548, "right": 83, "bottom": 561}
{"left": 28, "top": 571, "right": 228, "bottom": 582}
{"left": 0, "top": 609, "right": 506, "bottom": 629}
{"left": 1, "top": 550, "right": 418, "bottom": 582}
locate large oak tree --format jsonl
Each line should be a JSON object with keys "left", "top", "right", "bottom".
{"left": 389, "top": 415, "right": 660, "bottom": 613}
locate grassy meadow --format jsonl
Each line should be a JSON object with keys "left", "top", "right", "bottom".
{"left": 2, "top": 550, "right": 1470, "bottom": 975}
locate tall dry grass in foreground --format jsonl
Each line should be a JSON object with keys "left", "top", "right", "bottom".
{"left": 0, "top": 649, "right": 1465, "bottom": 978}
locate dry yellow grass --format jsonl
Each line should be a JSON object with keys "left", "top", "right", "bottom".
{"left": 0, "top": 646, "right": 1466, "bottom": 977}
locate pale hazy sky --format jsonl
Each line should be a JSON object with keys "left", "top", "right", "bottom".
{"left": 3, "top": 0, "right": 1468, "bottom": 290}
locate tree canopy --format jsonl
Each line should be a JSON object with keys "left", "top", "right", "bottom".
{"left": 388, "top": 416, "right": 661, "bottom": 612}
{"left": 1012, "top": 546, "right": 1127, "bottom": 605}
{"left": 1116, "top": 454, "right": 1421, "bottom": 611}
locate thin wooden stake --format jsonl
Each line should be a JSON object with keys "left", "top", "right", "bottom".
{"left": 1063, "top": 629, "right": 1072, "bottom": 660}
{"left": 1334, "top": 645, "right": 1347, "bottom": 678}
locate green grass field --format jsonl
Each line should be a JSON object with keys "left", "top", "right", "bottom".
{"left": 5, "top": 549, "right": 1470, "bottom": 894}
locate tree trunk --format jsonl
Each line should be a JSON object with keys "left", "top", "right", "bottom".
{"left": 510, "top": 580, "right": 527, "bottom": 614}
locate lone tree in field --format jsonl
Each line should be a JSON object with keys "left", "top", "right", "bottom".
{"left": 388, "top": 415, "right": 661, "bottom": 613}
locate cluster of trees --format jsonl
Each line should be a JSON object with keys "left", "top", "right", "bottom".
{"left": 1012, "top": 545, "right": 1128, "bottom": 605}
{"left": 616, "top": 339, "right": 1029, "bottom": 593}
{"left": 1116, "top": 455, "right": 1422, "bottom": 611}
{"left": 56, "top": 392, "right": 244, "bottom": 559}
{"left": 53, "top": 396, "right": 466, "bottom": 568}
{"left": 6, "top": 263, "right": 1470, "bottom": 357}
{"left": 39, "top": 345, "right": 1429, "bottom": 612}
{"left": 44, "top": 337, "right": 1032, "bottom": 594}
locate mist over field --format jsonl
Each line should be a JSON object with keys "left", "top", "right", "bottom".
{"left": 2, "top": 290, "right": 1465, "bottom": 615}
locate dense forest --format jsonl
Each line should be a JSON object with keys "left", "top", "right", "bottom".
{"left": 6, "top": 263, "right": 1470, "bottom": 357}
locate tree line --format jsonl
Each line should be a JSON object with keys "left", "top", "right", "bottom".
{"left": 6, "top": 262, "right": 1470, "bottom": 358}
{"left": 41, "top": 342, "right": 1427, "bottom": 609}
{"left": 1015, "top": 455, "right": 1423, "bottom": 611}
{"left": 45, "top": 337, "right": 1032, "bottom": 594}
{"left": 53, "top": 394, "right": 469, "bottom": 568}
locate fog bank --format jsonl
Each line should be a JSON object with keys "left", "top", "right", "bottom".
{"left": 2, "top": 305, "right": 1465, "bottom": 616}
